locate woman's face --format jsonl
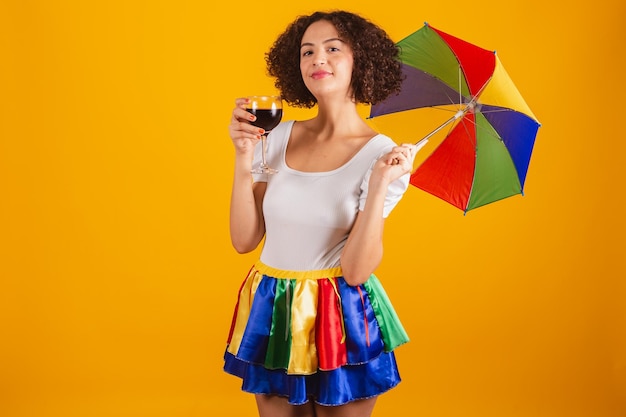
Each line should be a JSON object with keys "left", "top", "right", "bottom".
{"left": 299, "top": 19, "right": 354, "bottom": 101}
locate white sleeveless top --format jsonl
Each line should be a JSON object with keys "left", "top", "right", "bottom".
{"left": 252, "top": 120, "right": 409, "bottom": 271}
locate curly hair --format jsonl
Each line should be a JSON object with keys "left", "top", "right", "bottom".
{"left": 265, "top": 10, "right": 403, "bottom": 108}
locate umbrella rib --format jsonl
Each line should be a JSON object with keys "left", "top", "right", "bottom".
{"left": 458, "top": 66, "right": 463, "bottom": 106}
{"left": 479, "top": 107, "right": 514, "bottom": 114}
{"left": 460, "top": 112, "right": 500, "bottom": 141}
{"left": 414, "top": 68, "right": 474, "bottom": 145}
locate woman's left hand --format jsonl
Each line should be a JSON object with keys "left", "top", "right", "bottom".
{"left": 371, "top": 144, "right": 418, "bottom": 185}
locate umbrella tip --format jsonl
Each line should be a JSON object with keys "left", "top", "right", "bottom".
{"left": 424, "top": 21, "right": 429, "bottom": 27}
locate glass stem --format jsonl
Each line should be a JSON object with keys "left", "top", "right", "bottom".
{"left": 261, "top": 135, "right": 268, "bottom": 167}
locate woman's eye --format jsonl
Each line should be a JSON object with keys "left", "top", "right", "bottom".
{"left": 302, "top": 50, "right": 312, "bottom": 57}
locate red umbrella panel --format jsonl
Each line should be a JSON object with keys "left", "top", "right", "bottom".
{"left": 370, "top": 23, "right": 541, "bottom": 213}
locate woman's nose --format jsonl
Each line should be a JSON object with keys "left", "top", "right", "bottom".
{"left": 313, "top": 53, "right": 326, "bottom": 66}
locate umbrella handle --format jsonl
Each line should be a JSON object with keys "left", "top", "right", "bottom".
{"left": 414, "top": 137, "right": 429, "bottom": 152}
{"left": 416, "top": 108, "right": 467, "bottom": 145}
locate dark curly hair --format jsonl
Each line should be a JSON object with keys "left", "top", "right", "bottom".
{"left": 265, "top": 10, "right": 403, "bottom": 108}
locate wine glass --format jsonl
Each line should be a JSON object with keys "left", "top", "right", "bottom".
{"left": 246, "top": 95, "right": 283, "bottom": 174}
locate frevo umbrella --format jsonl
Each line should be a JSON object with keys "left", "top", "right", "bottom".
{"left": 370, "top": 23, "right": 541, "bottom": 213}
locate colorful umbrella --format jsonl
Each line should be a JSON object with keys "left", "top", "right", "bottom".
{"left": 370, "top": 23, "right": 541, "bottom": 213}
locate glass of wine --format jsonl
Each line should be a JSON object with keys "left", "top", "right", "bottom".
{"left": 246, "top": 95, "right": 283, "bottom": 174}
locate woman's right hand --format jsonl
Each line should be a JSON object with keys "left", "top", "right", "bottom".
{"left": 228, "top": 98, "right": 268, "bottom": 252}
{"left": 228, "top": 98, "right": 265, "bottom": 155}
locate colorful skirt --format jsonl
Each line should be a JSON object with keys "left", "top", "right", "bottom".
{"left": 223, "top": 261, "right": 409, "bottom": 406}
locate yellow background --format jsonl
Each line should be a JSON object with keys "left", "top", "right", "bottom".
{"left": 1, "top": 1, "right": 624, "bottom": 416}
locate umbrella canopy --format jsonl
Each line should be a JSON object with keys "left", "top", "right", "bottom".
{"left": 370, "top": 23, "right": 541, "bottom": 213}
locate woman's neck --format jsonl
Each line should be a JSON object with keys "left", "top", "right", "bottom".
{"left": 308, "top": 98, "right": 373, "bottom": 140}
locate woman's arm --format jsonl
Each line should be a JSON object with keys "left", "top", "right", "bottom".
{"left": 228, "top": 98, "right": 267, "bottom": 253}
{"left": 340, "top": 144, "right": 416, "bottom": 286}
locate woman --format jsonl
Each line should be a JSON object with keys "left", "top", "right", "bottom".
{"left": 225, "top": 10, "right": 422, "bottom": 417}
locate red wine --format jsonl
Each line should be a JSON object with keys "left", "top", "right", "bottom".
{"left": 246, "top": 108, "right": 282, "bottom": 132}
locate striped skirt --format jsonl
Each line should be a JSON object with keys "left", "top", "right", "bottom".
{"left": 223, "top": 261, "right": 409, "bottom": 406}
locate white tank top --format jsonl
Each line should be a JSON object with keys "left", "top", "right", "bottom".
{"left": 252, "top": 120, "right": 409, "bottom": 271}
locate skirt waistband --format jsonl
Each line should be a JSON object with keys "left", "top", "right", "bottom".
{"left": 254, "top": 261, "right": 343, "bottom": 280}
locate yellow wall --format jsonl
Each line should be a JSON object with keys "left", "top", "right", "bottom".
{"left": 1, "top": 1, "right": 624, "bottom": 416}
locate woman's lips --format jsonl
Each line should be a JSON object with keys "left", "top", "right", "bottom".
{"left": 311, "top": 70, "right": 332, "bottom": 80}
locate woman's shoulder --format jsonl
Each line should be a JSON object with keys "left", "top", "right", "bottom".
{"left": 361, "top": 132, "right": 398, "bottom": 157}
{"left": 371, "top": 132, "right": 397, "bottom": 146}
